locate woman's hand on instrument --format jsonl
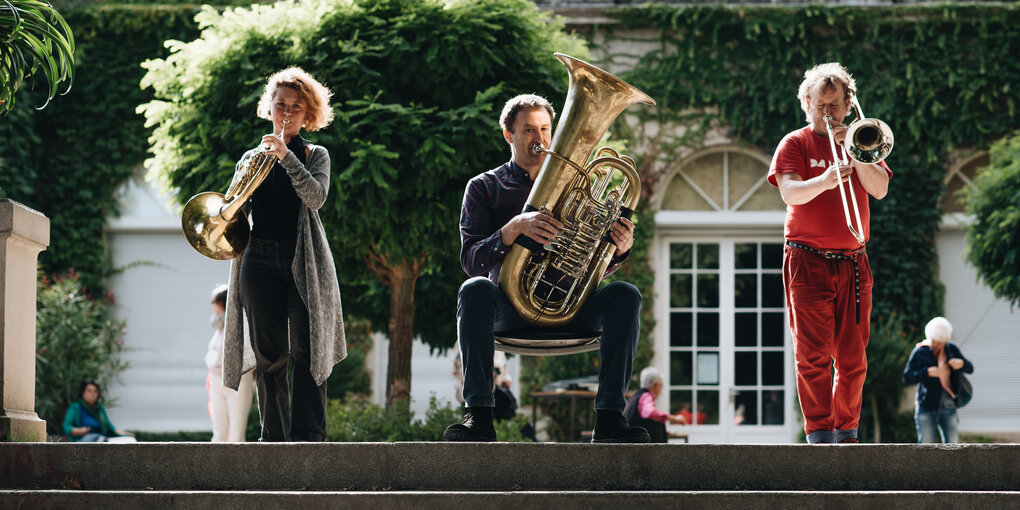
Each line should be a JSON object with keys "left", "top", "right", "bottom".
{"left": 261, "top": 134, "right": 290, "bottom": 160}
{"left": 610, "top": 217, "right": 635, "bottom": 256}
{"left": 503, "top": 210, "right": 564, "bottom": 246}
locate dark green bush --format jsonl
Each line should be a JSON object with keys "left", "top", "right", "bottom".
{"left": 325, "top": 395, "right": 531, "bottom": 442}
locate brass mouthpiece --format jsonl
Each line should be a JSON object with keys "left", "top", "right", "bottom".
{"left": 530, "top": 143, "right": 546, "bottom": 156}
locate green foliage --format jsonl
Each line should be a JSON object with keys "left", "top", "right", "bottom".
{"left": 326, "top": 395, "right": 531, "bottom": 442}
{"left": 858, "top": 314, "right": 915, "bottom": 443}
{"left": 0, "top": 0, "right": 75, "bottom": 113}
{"left": 965, "top": 130, "right": 1020, "bottom": 307}
{"left": 610, "top": 3, "right": 1020, "bottom": 331}
{"left": 139, "top": 0, "right": 586, "bottom": 351}
{"left": 0, "top": 4, "right": 201, "bottom": 294}
{"left": 35, "top": 270, "right": 128, "bottom": 434}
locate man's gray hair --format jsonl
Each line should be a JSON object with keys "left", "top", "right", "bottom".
{"left": 640, "top": 366, "right": 663, "bottom": 390}
{"left": 925, "top": 316, "right": 953, "bottom": 343}
{"left": 499, "top": 94, "right": 555, "bottom": 133}
{"left": 797, "top": 62, "right": 857, "bottom": 123}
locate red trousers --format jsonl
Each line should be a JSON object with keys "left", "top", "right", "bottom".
{"left": 783, "top": 244, "right": 872, "bottom": 435}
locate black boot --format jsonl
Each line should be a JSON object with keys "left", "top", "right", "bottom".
{"left": 591, "top": 410, "right": 650, "bottom": 443}
{"left": 443, "top": 406, "right": 497, "bottom": 442}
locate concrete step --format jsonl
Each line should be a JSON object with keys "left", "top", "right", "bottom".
{"left": 4, "top": 490, "right": 1020, "bottom": 510}
{"left": 3, "top": 442, "right": 1019, "bottom": 492}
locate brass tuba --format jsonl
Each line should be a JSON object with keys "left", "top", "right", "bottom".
{"left": 497, "top": 54, "right": 655, "bottom": 328}
{"left": 181, "top": 120, "right": 288, "bottom": 260}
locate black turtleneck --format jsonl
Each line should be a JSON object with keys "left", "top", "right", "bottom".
{"left": 251, "top": 135, "right": 308, "bottom": 242}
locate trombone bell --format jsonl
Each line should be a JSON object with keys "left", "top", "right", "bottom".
{"left": 845, "top": 117, "right": 894, "bottom": 165}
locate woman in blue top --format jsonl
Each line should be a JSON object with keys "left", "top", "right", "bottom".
{"left": 902, "top": 317, "right": 974, "bottom": 443}
{"left": 62, "top": 381, "right": 135, "bottom": 442}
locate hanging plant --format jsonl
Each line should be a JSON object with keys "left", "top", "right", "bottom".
{"left": 0, "top": 0, "right": 75, "bottom": 113}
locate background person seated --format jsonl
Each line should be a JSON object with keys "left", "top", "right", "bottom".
{"left": 62, "top": 381, "right": 136, "bottom": 442}
{"left": 623, "top": 367, "right": 686, "bottom": 443}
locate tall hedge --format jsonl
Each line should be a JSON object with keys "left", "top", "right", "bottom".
{"left": 0, "top": 4, "right": 201, "bottom": 292}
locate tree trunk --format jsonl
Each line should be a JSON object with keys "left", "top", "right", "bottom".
{"left": 365, "top": 246, "right": 425, "bottom": 412}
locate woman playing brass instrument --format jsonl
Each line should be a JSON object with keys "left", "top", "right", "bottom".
{"left": 220, "top": 67, "right": 346, "bottom": 442}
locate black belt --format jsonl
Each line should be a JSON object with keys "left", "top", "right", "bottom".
{"left": 786, "top": 240, "right": 865, "bottom": 324}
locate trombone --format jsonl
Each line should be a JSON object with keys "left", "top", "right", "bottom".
{"left": 823, "top": 95, "right": 893, "bottom": 245}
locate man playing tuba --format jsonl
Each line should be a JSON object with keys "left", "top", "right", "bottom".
{"left": 768, "top": 62, "right": 892, "bottom": 444}
{"left": 444, "top": 94, "right": 648, "bottom": 443}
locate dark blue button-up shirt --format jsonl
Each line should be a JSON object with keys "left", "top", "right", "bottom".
{"left": 459, "top": 160, "right": 628, "bottom": 284}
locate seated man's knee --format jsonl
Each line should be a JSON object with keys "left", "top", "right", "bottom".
{"left": 607, "top": 281, "right": 642, "bottom": 311}
{"left": 459, "top": 276, "right": 498, "bottom": 305}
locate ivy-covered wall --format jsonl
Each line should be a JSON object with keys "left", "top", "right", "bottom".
{"left": 586, "top": 3, "right": 1020, "bottom": 332}
{"left": 0, "top": 4, "right": 202, "bottom": 292}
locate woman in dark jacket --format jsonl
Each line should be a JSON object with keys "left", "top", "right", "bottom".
{"left": 902, "top": 317, "right": 974, "bottom": 443}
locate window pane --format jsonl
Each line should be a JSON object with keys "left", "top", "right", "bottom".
{"left": 697, "top": 390, "right": 719, "bottom": 425}
{"left": 670, "top": 244, "right": 692, "bottom": 269}
{"left": 734, "top": 351, "right": 757, "bottom": 386}
{"left": 697, "top": 312, "right": 719, "bottom": 347}
{"left": 734, "top": 390, "right": 759, "bottom": 426}
{"left": 762, "top": 312, "right": 785, "bottom": 347}
{"left": 670, "top": 389, "right": 693, "bottom": 416}
{"left": 670, "top": 274, "right": 692, "bottom": 308}
{"left": 734, "top": 312, "right": 757, "bottom": 347}
{"left": 696, "top": 352, "right": 719, "bottom": 385}
{"left": 762, "top": 273, "right": 784, "bottom": 308}
{"left": 762, "top": 243, "right": 784, "bottom": 269}
{"left": 697, "top": 244, "right": 719, "bottom": 269}
{"left": 735, "top": 243, "right": 757, "bottom": 269}
{"left": 670, "top": 312, "right": 692, "bottom": 347}
{"left": 697, "top": 274, "right": 719, "bottom": 307}
{"left": 734, "top": 274, "right": 757, "bottom": 308}
{"left": 762, "top": 390, "right": 784, "bottom": 425}
{"left": 762, "top": 351, "right": 784, "bottom": 386}
{"left": 670, "top": 351, "right": 693, "bottom": 386}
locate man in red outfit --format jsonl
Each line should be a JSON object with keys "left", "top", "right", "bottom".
{"left": 767, "top": 62, "right": 892, "bottom": 444}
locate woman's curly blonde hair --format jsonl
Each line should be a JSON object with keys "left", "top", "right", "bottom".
{"left": 257, "top": 67, "right": 334, "bottom": 132}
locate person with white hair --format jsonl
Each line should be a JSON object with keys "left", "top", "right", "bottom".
{"left": 902, "top": 317, "right": 974, "bottom": 443}
{"left": 622, "top": 367, "right": 687, "bottom": 443}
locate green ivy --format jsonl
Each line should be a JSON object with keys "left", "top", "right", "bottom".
{"left": 604, "top": 3, "right": 1020, "bottom": 330}
{"left": 0, "top": 4, "right": 202, "bottom": 293}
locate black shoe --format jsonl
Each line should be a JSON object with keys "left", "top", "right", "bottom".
{"left": 443, "top": 406, "right": 497, "bottom": 442}
{"left": 591, "top": 410, "right": 650, "bottom": 443}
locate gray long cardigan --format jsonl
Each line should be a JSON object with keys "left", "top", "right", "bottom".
{"left": 221, "top": 142, "right": 346, "bottom": 390}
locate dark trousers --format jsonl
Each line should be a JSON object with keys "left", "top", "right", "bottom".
{"left": 458, "top": 276, "right": 641, "bottom": 413}
{"left": 240, "top": 238, "right": 326, "bottom": 441}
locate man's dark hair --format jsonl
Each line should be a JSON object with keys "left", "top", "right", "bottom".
{"left": 499, "top": 94, "right": 555, "bottom": 133}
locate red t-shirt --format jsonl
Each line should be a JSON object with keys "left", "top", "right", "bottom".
{"left": 767, "top": 126, "right": 892, "bottom": 251}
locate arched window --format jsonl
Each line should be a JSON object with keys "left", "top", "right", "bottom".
{"left": 658, "top": 148, "right": 784, "bottom": 212}
{"left": 943, "top": 152, "right": 987, "bottom": 214}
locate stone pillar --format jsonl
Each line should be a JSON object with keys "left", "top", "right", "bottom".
{"left": 0, "top": 199, "right": 50, "bottom": 441}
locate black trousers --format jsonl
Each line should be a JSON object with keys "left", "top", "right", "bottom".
{"left": 239, "top": 238, "right": 326, "bottom": 441}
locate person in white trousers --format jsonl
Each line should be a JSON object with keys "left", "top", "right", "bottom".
{"left": 206, "top": 284, "right": 255, "bottom": 442}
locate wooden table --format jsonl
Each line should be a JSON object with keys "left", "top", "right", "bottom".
{"left": 530, "top": 390, "right": 597, "bottom": 442}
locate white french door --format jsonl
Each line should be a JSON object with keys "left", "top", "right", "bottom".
{"left": 655, "top": 235, "right": 797, "bottom": 443}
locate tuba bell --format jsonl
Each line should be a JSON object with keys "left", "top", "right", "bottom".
{"left": 181, "top": 120, "right": 288, "bottom": 260}
{"left": 497, "top": 54, "right": 656, "bottom": 328}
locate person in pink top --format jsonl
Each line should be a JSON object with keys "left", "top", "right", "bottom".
{"left": 623, "top": 367, "right": 687, "bottom": 443}
{"left": 767, "top": 62, "right": 893, "bottom": 444}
